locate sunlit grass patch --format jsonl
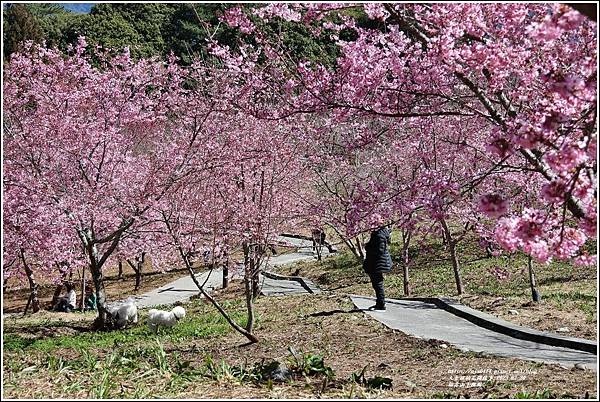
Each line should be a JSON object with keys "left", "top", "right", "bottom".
{"left": 3, "top": 299, "right": 252, "bottom": 354}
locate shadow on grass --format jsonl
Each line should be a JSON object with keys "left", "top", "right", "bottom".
{"left": 5, "top": 319, "right": 104, "bottom": 340}
{"left": 322, "top": 283, "right": 363, "bottom": 292}
{"left": 308, "top": 308, "right": 364, "bottom": 317}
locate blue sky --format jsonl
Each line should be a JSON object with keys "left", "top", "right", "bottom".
{"left": 59, "top": 3, "right": 95, "bottom": 13}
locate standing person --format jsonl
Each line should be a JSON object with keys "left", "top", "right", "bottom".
{"left": 311, "top": 227, "right": 326, "bottom": 260}
{"left": 363, "top": 220, "right": 392, "bottom": 311}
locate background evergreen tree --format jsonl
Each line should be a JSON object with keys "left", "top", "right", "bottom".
{"left": 3, "top": 3, "right": 43, "bottom": 60}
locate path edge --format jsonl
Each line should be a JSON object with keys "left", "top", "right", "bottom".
{"left": 405, "top": 297, "right": 597, "bottom": 355}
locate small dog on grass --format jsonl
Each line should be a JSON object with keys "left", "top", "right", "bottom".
{"left": 109, "top": 298, "right": 139, "bottom": 329}
{"left": 147, "top": 306, "right": 186, "bottom": 333}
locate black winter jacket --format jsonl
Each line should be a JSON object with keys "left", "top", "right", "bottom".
{"left": 362, "top": 227, "right": 393, "bottom": 273}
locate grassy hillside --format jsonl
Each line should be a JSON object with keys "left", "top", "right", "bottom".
{"left": 2, "top": 230, "right": 597, "bottom": 398}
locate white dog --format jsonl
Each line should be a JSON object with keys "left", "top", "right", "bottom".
{"left": 147, "top": 306, "right": 186, "bottom": 333}
{"left": 109, "top": 298, "right": 139, "bottom": 328}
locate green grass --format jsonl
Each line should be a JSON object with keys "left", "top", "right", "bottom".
{"left": 2, "top": 229, "right": 596, "bottom": 399}
{"left": 386, "top": 233, "right": 595, "bottom": 301}
{"left": 288, "top": 230, "right": 596, "bottom": 334}
{"left": 512, "top": 388, "right": 554, "bottom": 399}
{"left": 4, "top": 299, "right": 251, "bottom": 354}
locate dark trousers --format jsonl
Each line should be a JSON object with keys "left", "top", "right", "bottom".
{"left": 54, "top": 298, "right": 74, "bottom": 313}
{"left": 368, "top": 271, "right": 385, "bottom": 307}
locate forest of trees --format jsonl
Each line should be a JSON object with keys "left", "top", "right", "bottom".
{"left": 2, "top": 3, "right": 347, "bottom": 65}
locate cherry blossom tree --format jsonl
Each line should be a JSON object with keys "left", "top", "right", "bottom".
{"left": 3, "top": 39, "right": 198, "bottom": 328}
{"left": 217, "top": 3, "right": 596, "bottom": 267}
{"left": 3, "top": 3, "right": 596, "bottom": 333}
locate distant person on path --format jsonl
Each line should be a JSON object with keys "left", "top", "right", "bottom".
{"left": 54, "top": 282, "right": 77, "bottom": 312}
{"left": 311, "top": 227, "right": 336, "bottom": 257}
{"left": 312, "top": 227, "right": 327, "bottom": 260}
{"left": 363, "top": 217, "right": 392, "bottom": 311}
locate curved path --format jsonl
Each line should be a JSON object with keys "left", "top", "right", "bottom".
{"left": 113, "top": 236, "right": 596, "bottom": 370}
{"left": 113, "top": 235, "right": 327, "bottom": 309}
{"left": 351, "top": 295, "right": 597, "bottom": 370}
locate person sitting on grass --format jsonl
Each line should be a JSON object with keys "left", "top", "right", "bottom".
{"left": 84, "top": 287, "right": 97, "bottom": 311}
{"left": 54, "top": 282, "right": 77, "bottom": 313}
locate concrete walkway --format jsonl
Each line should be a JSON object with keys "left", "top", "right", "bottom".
{"left": 112, "top": 235, "right": 329, "bottom": 309}
{"left": 112, "top": 235, "right": 597, "bottom": 371}
{"left": 351, "top": 295, "right": 597, "bottom": 370}
{"left": 117, "top": 269, "right": 223, "bottom": 309}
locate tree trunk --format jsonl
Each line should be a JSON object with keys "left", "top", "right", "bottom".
{"left": 527, "top": 256, "right": 541, "bottom": 302}
{"left": 50, "top": 263, "right": 69, "bottom": 309}
{"left": 135, "top": 253, "right": 145, "bottom": 291}
{"left": 448, "top": 241, "right": 464, "bottom": 295}
{"left": 23, "top": 293, "right": 33, "bottom": 316}
{"left": 244, "top": 267, "right": 255, "bottom": 335}
{"left": 20, "top": 249, "right": 40, "bottom": 314}
{"left": 312, "top": 230, "right": 323, "bottom": 261}
{"left": 181, "top": 245, "right": 258, "bottom": 343}
{"left": 126, "top": 253, "right": 145, "bottom": 291}
{"left": 88, "top": 242, "right": 111, "bottom": 329}
{"left": 441, "top": 227, "right": 449, "bottom": 250}
{"left": 440, "top": 220, "right": 464, "bottom": 295}
{"left": 401, "top": 229, "right": 411, "bottom": 296}
{"left": 80, "top": 266, "right": 86, "bottom": 311}
{"left": 343, "top": 236, "right": 361, "bottom": 261}
{"left": 91, "top": 263, "right": 110, "bottom": 328}
{"left": 222, "top": 252, "right": 229, "bottom": 289}
{"left": 244, "top": 243, "right": 262, "bottom": 300}
{"left": 117, "top": 260, "right": 124, "bottom": 281}
{"left": 51, "top": 284, "right": 63, "bottom": 309}
{"left": 354, "top": 236, "right": 365, "bottom": 261}
{"left": 485, "top": 243, "right": 493, "bottom": 258}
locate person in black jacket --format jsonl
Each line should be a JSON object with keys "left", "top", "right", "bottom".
{"left": 363, "top": 225, "right": 392, "bottom": 310}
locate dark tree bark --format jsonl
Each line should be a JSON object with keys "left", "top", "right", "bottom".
{"left": 117, "top": 260, "right": 124, "bottom": 281}
{"left": 245, "top": 243, "right": 262, "bottom": 301}
{"left": 222, "top": 251, "right": 229, "bottom": 289}
{"left": 244, "top": 267, "right": 256, "bottom": 335}
{"left": 312, "top": 229, "right": 324, "bottom": 261}
{"left": 440, "top": 220, "right": 465, "bottom": 296}
{"left": 126, "top": 253, "right": 145, "bottom": 291}
{"left": 51, "top": 285, "right": 63, "bottom": 309}
{"left": 89, "top": 245, "right": 110, "bottom": 329}
{"left": 80, "top": 266, "right": 86, "bottom": 311}
{"left": 20, "top": 249, "right": 40, "bottom": 314}
{"left": 527, "top": 256, "right": 541, "bottom": 302}
{"left": 401, "top": 229, "right": 412, "bottom": 296}
{"left": 50, "top": 263, "right": 68, "bottom": 309}
{"left": 78, "top": 219, "right": 133, "bottom": 330}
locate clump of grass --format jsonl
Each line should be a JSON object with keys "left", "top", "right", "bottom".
{"left": 287, "top": 347, "right": 335, "bottom": 380}
{"left": 350, "top": 365, "right": 392, "bottom": 390}
{"left": 512, "top": 388, "right": 554, "bottom": 399}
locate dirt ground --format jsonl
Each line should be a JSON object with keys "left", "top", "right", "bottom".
{"left": 3, "top": 241, "right": 597, "bottom": 399}
{"left": 3, "top": 265, "right": 191, "bottom": 314}
{"left": 2, "top": 290, "right": 597, "bottom": 399}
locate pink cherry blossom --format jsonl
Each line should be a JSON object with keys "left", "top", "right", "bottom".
{"left": 478, "top": 194, "right": 509, "bottom": 218}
